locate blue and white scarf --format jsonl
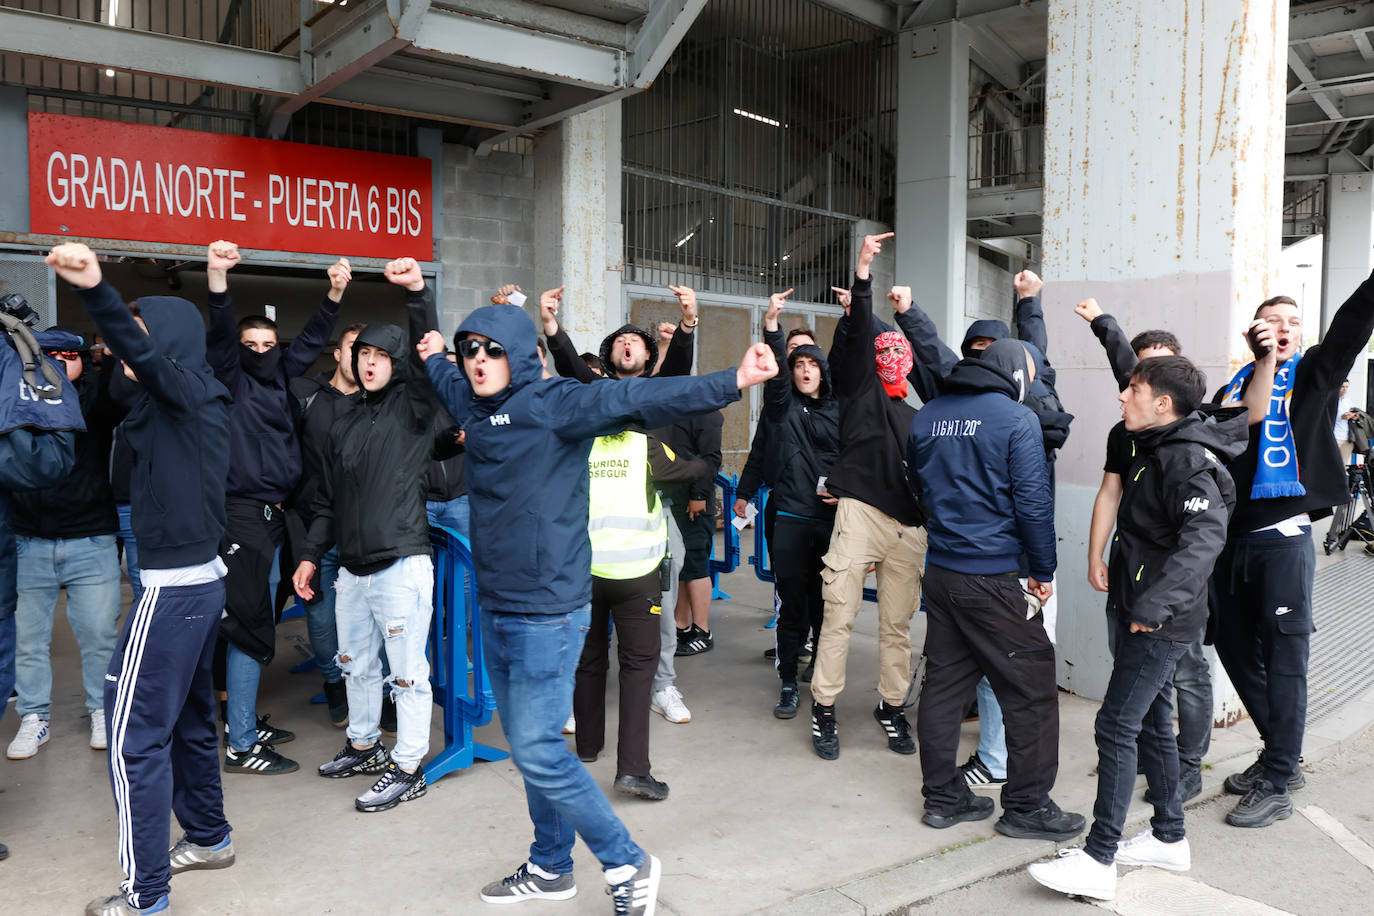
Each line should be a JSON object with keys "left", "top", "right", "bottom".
{"left": 1222, "top": 355, "right": 1306, "bottom": 500}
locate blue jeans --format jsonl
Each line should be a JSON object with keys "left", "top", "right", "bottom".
{"left": 1084, "top": 625, "right": 1189, "bottom": 865}
{"left": 14, "top": 534, "right": 121, "bottom": 716}
{"left": 426, "top": 496, "right": 470, "bottom": 539}
{"left": 225, "top": 642, "right": 262, "bottom": 752}
{"left": 305, "top": 548, "right": 342, "bottom": 682}
{"left": 481, "top": 605, "right": 643, "bottom": 875}
{"left": 116, "top": 503, "right": 141, "bottom": 596}
{"left": 1172, "top": 640, "right": 1212, "bottom": 772}
{"left": 975, "top": 677, "right": 1008, "bottom": 779}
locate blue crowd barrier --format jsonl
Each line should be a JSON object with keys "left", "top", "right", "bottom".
{"left": 426, "top": 524, "right": 509, "bottom": 783}
{"left": 708, "top": 472, "right": 740, "bottom": 600}
{"left": 742, "top": 485, "right": 877, "bottom": 604}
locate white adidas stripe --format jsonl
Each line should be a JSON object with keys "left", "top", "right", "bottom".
{"left": 109, "top": 585, "right": 161, "bottom": 907}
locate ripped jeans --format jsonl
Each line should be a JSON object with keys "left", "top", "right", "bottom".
{"left": 334, "top": 555, "right": 434, "bottom": 770}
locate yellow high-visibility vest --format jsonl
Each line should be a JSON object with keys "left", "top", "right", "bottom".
{"left": 588, "top": 432, "right": 667, "bottom": 580}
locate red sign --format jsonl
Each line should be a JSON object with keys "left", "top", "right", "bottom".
{"left": 28, "top": 113, "right": 433, "bottom": 261}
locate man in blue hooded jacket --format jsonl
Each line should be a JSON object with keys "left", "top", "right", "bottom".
{"left": 418, "top": 299, "right": 776, "bottom": 916}
{"left": 908, "top": 338, "right": 1084, "bottom": 844}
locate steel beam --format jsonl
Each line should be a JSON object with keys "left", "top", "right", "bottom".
{"left": 1288, "top": 48, "right": 1344, "bottom": 121}
{"left": 432, "top": 0, "right": 629, "bottom": 47}
{"left": 808, "top": 0, "right": 899, "bottom": 32}
{"left": 907, "top": 0, "right": 1044, "bottom": 29}
{"left": 1284, "top": 150, "right": 1373, "bottom": 180}
{"left": 0, "top": 6, "right": 302, "bottom": 96}
{"left": 411, "top": 6, "right": 626, "bottom": 90}
{"left": 968, "top": 23, "right": 1026, "bottom": 90}
{"left": 1288, "top": 93, "right": 1374, "bottom": 128}
{"left": 1290, "top": 2, "right": 1374, "bottom": 45}
{"left": 1287, "top": 48, "right": 1374, "bottom": 97}
{"left": 327, "top": 67, "right": 527, "bottom": 128}
{"left": 967, "top": 186, "right": 1043, "bottom": 219}
{"left": 627, "top": 0, "right": 709, "bottom": 88}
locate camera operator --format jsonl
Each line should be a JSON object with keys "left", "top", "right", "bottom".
{"left": 6, "top": 328, "right": 127, "bottom": 761}
{"left": 0, "top": 289, "right": 84, "bottom": 861}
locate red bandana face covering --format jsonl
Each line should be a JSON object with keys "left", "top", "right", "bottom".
{"left": 874, "top": 331, "right": 912, "bottom": 398}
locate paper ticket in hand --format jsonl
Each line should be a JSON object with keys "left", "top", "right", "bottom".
{"left": 731, "top": 502, "right": 759, "bottom": 531}
{"left": 506, "top": 290, "right": 527, "bottom": 308}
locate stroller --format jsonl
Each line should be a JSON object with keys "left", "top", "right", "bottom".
{"left": 1324, "top": 409, "right": 1374, "bottom": 556}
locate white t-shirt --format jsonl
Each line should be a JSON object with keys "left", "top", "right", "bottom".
{"left": 1335, "top": 396, "right": 1356, "bottom": 441}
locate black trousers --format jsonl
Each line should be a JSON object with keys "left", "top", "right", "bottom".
{"left": 1212, "top": 530, "right": 1314, "bottom": 788}
{"left": 217, "top": 497, "right": 285, "bottom": 664}
{"left": 917, "top": 565, "right": 1059, "bottom": 814}
{"left": 772, "top": 514, "right": 832, "bottom": 682}
{"left": 573, "top": 570, "right": 662, "bottom": 778}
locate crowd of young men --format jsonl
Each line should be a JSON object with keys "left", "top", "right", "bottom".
{"left": 4, "top": 229, "right": 1370, "bottom": 912}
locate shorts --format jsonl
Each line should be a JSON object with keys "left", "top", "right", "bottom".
{"left": 671, "top": 504, "right": 714, "bottom": 581}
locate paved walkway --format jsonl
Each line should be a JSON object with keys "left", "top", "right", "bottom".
{"left": 3, "top": 544, "right": 1370, "bottom": 915}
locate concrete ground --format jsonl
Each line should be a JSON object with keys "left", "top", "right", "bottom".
{"left": 1, "top": 551, "right": 1361, "bottom": 916}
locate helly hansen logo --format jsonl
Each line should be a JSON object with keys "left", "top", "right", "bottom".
{"left": 931, "top": 418, "right": 983, "bottom": 437}
{"left": 1183, "top": 497, "right": 1210, "bottom": 513}
{"left": 489, "top": 414, "right": 511, "bottom": 426}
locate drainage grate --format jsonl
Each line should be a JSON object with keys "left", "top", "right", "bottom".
{"left": 1307, "top": 553, "right": 1374, "bottom": 725}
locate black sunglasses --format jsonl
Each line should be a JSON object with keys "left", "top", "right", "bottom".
{"left": 457, "top": 338, "right": 506, "bottom": 359}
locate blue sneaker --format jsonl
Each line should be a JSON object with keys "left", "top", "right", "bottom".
{"left": 85, "top": 892, "right": 169, "bottom": 915}
{"left": 168, "top": 833, "right": 235, "bottom": 874}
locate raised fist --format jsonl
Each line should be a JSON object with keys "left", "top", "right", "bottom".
{"left": 1014, "top": 269, "right": 1043, "bottom": 299}
{"left": 385, "top": 257, "right": 425, "bottom": 291}
{"left": 206, "top": 240, "right": 241, "bottom": 273}
{"left": 887, "top": 285, "right": 912, "bottom": 315}
{"left": 1074, "top": 298, "right": 1102, "bottom": 323}
{"left": 326, "top": 258, "right": 351, "bottom": 302}
{"left": 657, "top": 321, "right": 676, "bottom": 344}
{"left": 736, "top": 342, "right": 778, "bottom": 390}
{"left": 46, "top": 242, "right": 102, "bottom": 289}
{"left": 417, "top": 329, "right": 446, "bottom": 362}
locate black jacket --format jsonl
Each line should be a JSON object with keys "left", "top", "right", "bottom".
{"left": 427, "top": 406, "right": 468, "bottom": 502}
{"left": 289, "top": 372, "right": 360, "bottom": 525}
{"left": 1089, "top": 313, "right": 1138, "bottom": 390}
{"left": 1220, "top": 271, "right": 1374, "bottom": 532}
{"left": 7, "top": 359, "right": 125, "bottom": 539}
{"left": 761, "top": 331, "right": 839, "bottom": 520}
{"left": 302, "top": 288, "right": 438, "bottom": 574}
{"left": 548, "top": 322, "right": 694, "bottom": 382}
{"left": 657, "top": 411, "right": 723, "bottom": 516}
{"left": 824, "top": 275, "right": 925, "bottom": 527}
{"left": 1108, "top": 410, "right": 1247, "bottom": 641}
{"left": 207, "top": 290, "right": 339, "bottom": 503}
{"left": 76, "top": 283, "right": 232, "bottom": 570}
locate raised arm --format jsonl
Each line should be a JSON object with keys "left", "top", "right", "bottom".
{"left": 1076, "top": 300, "right": 1137, "bottom": 390}
{"left": 204, "top": 240, "right": 242, "bottom": 383}
{"left": 1012, "top": 270, "right": 1047, "bottom": 355}
{"left": 1306, "top": 269, "right": 1374, "bottom": 390}
{"left": 1231, "top": 320, "right": 1279, "bottom": 426}
{"left": 423, "top": 344, "right": 475, "bottom": 429}
{"left": 49, "top": 244, "right": 198, "bottom": 411}
{"left": 836, "top": 233, "right": 893, "bottom": 397}
{"left": 539, "top": 286, "right": 600, "bottom": 383}
{"left": 890, "top": 285, "right": 960, "bottom": 401}
{"left": 284, "top": 258, "right": 348, "bottom": 378}
{"left": 385, "top": 257, "right": 441, "bottom": 425}
{"left": 655, "top": 285, "right": 699, "bottom": 378}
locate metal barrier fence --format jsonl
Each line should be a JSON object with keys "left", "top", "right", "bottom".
{"left": 425, "top": 524, "right": 508, "bottom": 783}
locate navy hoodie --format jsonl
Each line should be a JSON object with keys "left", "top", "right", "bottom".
{"left": 425, "top": 304, "right": 742, "bottom": 615}
{"left": 76, "top": 282, "right": 231, "bottom": 570}
{"left": 908, "top": 339, "right": 1056, "bottom": 580}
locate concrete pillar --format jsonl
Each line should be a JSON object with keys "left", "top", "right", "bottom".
{"left": 534, "top": 102, "right": 624, "bottom": 343}
{"left": 1322, "top": 174, "right": 1374, "bottom": 408}
{"left": 895, "top": 23, "right": 969, "bottom": 343}
{"left": 1038, "top": 0, "right": 1286, "bottom": 716}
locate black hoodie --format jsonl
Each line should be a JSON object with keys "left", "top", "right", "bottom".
{"left": 301, "top": 289, "right": 438, "bottom": 574}
{"left": 547, "top": 321, "right": 694, "bottom": 382}
{"left": 75, "top": 283, "right": 232, "bottom": 570}
{"left": 1109, "top": 409, "right": 1247, "bottom": 642}
{"left": 289, "top": 371, "right": 360, "bottom": 526}
{"left": 761, "top": 334, "right": 839, "bottom": 519}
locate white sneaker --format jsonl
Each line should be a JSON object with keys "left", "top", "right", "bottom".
{"left": 1114, "top": 829, "right": 1191, "bottom": 871}
{"left": 1027, "top": 849, "right": 1116, "bottom": 901}
{"left": 650, "top": 685, "right": 691, "bottom": 724}
{"left": 90, "top": 710, "right": 108, "bottom": 750}
{"left": 562, "top": 715, "right": 576, "bottom": 735}
{"left": 7, "top": 714, "right": 51, "bottom": 759}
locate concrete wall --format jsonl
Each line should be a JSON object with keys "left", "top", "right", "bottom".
{"left": 437, "top": 143, "right": 537, "bottom": 335}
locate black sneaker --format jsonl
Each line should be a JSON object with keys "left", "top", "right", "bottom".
{"left": 1225, "top": 778, "right": 1293, "bottom": 828}
{"left": 607, "top": 854, "right": 661, "bottom": 916}
{"left": 959, "top": 752, "right": 1007, "bottom": 787}
{"left": 379, "top": 696, "right": 397, "bottom": 736}
{"left": 323, "top": 680, "right": 348, "bottom": 728}
{"left": 774, "top": 684, "right": 800, "bottom": 719}
{"left": 1223, "top": 752, "right": 1305, "bottom": 795}
{"left": 799, "top": 638, "right": 814, "bottom": 665}
{"left": 799, "top": 662, "right": 814, "bottom": 683}
{"left": 922, "top": 792, "right": 995, "bottom": 829}
{"left": 995, "top": 799, "right": 1086, "bottom": 841}
{"left": 614, "top": 773, "right": 669, "bottom": 801}
{"left": 1180, "top": 766, "right": 1203, "bottom": 802}
{"left": 318, "top": 740, "right": 390, "bottom": 778}
{"left": 224, "top": 742, "right": 299, "bottom": 775}
{"left": 873, "top": 702, "right": 917, "bottom": 755}
{"left": 675, "top": 624, "right": 713, "bottom": 657}
{"left": 811, "top": 702, "right": 839, "bottom": 760}
{"left": 479, "top": 863, "right": 577, "bottom": 903}
{"left": 222, "top": 714, "right": 295, "bottom": 747}
{"left": 355, "top": 762, "right": 426, "bottom": 812}
{"left": 763, "top": 646, "right": 777, "bottom": 660}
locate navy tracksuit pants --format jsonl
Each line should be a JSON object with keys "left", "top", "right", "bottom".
{"left": 105, "top": 579, "right": 231, "bottom": 908}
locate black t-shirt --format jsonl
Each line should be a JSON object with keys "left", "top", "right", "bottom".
{"left": 1104, "top": 421, "right": 1136, "bottom": 476}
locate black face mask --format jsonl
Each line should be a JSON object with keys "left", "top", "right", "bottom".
{"left": 240, "top": 344, "right": 282, "bottom": 383}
